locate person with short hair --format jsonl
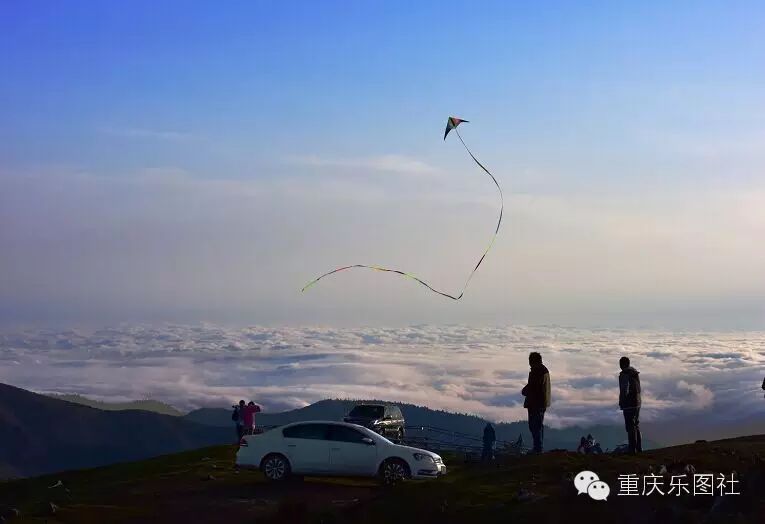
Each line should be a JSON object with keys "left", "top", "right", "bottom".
{"left": 619, "top": 356, "right": 642, "bottom": 453}
{"left": 521, "top": 352, "right": 551, "bottom": 453}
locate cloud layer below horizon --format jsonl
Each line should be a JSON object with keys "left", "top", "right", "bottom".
{"left": 1, "top": 325, "right": 763, "bottom": 429}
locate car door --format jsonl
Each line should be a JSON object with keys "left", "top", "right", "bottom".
{"left": 281, "top": 423, "right": 331, "bottom": 474}
{"left": 327, "top": 424, "right": 378, "bottom": 476}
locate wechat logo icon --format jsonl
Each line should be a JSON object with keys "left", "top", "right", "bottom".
{"left": 575, "top": 470, "right": 610, "bottom": 501}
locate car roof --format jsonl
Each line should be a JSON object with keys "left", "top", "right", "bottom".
{"left": 281, "top": 420, "right": 366, "bottom": 428}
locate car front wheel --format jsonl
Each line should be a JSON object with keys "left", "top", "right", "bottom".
{"left": 261, "top": 454, "right": 291, "bottom": 481}
{"left": 379, "top": 458, "right": 410, "bottom": 484}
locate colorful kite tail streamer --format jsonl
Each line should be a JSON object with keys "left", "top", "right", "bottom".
{"left": 301, "top": 117, "right": 503, "bottom": 300}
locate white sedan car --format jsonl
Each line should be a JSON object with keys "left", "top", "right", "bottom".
{"left": 236, "top": 421, "right": 446, "bottom": 482}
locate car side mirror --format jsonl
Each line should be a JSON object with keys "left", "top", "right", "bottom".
{"left": 361, "top": 437, "right": 375, "bottom": 446}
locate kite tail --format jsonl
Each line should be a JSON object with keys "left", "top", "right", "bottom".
{"left": 452, "top": 127, "right": 504, "bottom": 295}
{"left": 301, "top": 125, "right": 503, "bottom": 300}
{"left": 301, "top": 264, "right": 462, "bottom": 300}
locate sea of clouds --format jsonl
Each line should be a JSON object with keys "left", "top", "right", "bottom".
{"left": 1, "top": 325, "right": 763, "bottom": 429}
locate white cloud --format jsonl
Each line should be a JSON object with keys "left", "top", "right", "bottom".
{"left": 288, "top": 154, "right": 439, "bottom": 176}
{"left": 675, "top": 380, "right": 715, "bottom": 409}
{"left": 1, "top": 325, "right": 763, "bottom": 432}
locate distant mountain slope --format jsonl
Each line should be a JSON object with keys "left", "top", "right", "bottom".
{"left": 644, "top": 410, "right": 765, "bottom": 446}
{"left": 46, "top": 393, "right": 183, "bottom": 417}
{"left": 185, "top": 399, "right": 659, "bottom": 451}
{"left": 0, "top": 383, "right": 231, "bottom": 478}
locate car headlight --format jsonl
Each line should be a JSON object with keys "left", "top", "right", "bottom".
{"left": 413, "top": 453, "right": 435, "bottom": 463}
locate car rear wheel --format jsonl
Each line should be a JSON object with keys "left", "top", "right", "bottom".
{"left": 261, "top": 454, "right": 291, "bottom": 481}
{"left": 379, "top": 458, "right": 410, "bottom": 484}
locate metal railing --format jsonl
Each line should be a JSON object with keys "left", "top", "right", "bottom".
{"left": 400, "top": 425, "right": 527, "bottom": 456}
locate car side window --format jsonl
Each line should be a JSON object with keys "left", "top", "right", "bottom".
{"left": 282, "top": 423, "right": 329, "bottom": 440}
{"left": 327, "top": 425, "right": 367, "bottom": 444}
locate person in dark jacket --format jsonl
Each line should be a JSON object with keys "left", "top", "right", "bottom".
{"left": 577, "top": 436, "right": 589, "bottom": 453}
{"left": 521, "top": 352, "right": 551, "bottom": 453}
{"left": 482, "top": 422, "right": 496, "bottom": 462}
{"left": 619, "top": 356, "right": 642, "bottom": 453}
{"left": 232, "top": 399, "right": 246, "bottom": 442}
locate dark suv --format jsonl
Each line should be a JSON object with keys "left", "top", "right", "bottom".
{"left": 343, "top": 404, "right": 405, "bottom": 442}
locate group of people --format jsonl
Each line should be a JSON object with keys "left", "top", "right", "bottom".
{"left": 577, "top": 433, "right": 603, "bottom": 454}
{"left": 232, "top": 399, "right": 261, "bottom": 441}
{"left": 519, "top": 352, "right": 643, "bottom": 454}
{"left": 229, "top": 363, "right": 763, "bottom": 455}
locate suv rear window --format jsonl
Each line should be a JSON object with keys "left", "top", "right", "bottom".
{"left": 282, "top": 423, "right": 329, "bottom": 440}
{"left": 348, "top": 405, "right": 384, "bottom": 418}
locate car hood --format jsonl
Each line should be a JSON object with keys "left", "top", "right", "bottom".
{"left": 388, "top": 443, "right": 441, "bottom": 461}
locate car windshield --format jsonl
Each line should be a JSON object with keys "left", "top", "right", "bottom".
{"left": 348, "top": 405, "right": 384, "bottom": 418}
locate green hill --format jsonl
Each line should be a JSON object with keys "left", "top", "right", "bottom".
{"left": 1, "top": 435, "right": 762, "bottom": 523}
{"left": 47, "top": 393, "right": 184, "bottom": 417}
{"left": 0, "top": 384, "right": 230, "bottom": 478}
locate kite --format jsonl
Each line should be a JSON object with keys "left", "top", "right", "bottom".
{"left": 301, "top": 116, "right": 503, "bottom": 300}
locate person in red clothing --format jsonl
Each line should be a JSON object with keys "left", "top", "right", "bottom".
{"left": 242, "top": 401, "right": 261, "bottom": 435}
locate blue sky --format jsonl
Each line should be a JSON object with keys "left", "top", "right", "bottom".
{"left": 1, "top": 1, "right": 764, "bottom": 327}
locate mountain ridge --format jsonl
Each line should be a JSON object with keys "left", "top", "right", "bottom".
{"left": 0, "top": 383, "right": 231, "bottom": 478}
{"left": 46, "top": 393, "right": 184, "bottom": 416}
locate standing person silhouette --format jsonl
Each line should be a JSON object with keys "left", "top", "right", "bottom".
{"left": 232, "top": 400, "right": 246, "bottom": 442}
{"left": 482, "top": 422, "right": 496, "bottom": 462}
{"left": 619, "top": 357, "right": 642, "bottom": 454}
{"left": 521, "top": 352, "right": 551, "bottom": 453}
{"left": 242, "top": 401, "right": 262, "bottom": 435}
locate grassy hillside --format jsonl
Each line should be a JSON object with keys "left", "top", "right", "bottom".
{"left": 0, "top": 384, "right": 231, "bottom": 478}
{"left": 1, "top": 436, "right": 762, "bottom": 523}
